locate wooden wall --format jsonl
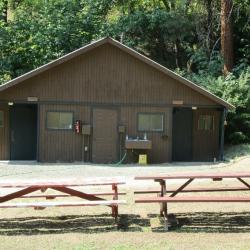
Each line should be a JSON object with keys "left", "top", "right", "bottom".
{"left": 38, "top": 104, "right": 90, "bottom": 162}
{"left": 0, "top": 43, "right": 222, "bottom": 162}
{"left": 0, "top": 104, "right": 9, "bottom": 160}
{"left": 36, "top": 104, "right": 172, "bottom": 163}
{"left": 192, "top": 109, "right": 221, "bottom": 161}
{"left": 0, "top": 44, "right": 217, "bottom": 106}
{"left": 120, "top": 106, "right": 172, "bottom": 163}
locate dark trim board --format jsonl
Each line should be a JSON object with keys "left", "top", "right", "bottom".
{"left": 37, "top": 103, "right": 40, "bottom": 161}
{"left": 219, "top": 108, "right": 226, "bottom": 160}
{"left": 0, "top": 99, "right": 225, "bottom": 109}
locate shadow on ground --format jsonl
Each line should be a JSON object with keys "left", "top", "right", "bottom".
{"left": 0, "top": 214, "right": 150, "bottom": 236}
{"left": 148, "top": 212, "right": 250, "bottom": 233}
{"left": 0, "top": 212, "right": 249, "bottom": 235}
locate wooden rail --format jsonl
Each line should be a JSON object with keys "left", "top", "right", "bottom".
{"left": 135, "top": 196, "right": 250, "bottom": 203}
{"left": 0, "top": 200, "right": 126, "bottom": 208}
{"left": 134, "top": 186, "right": 250, "bottom": 194}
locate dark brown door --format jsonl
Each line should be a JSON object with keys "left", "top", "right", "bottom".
{"left": 172, "top": 108, "right": 193, "bottom": 161}
{"left": 192, "top": 109, "right": 220, "bottom": 161}
{"left": 92, "top": 108, "right": 118, "bottom": 163}
{"left": 10, "top": 104, "right": 37, "bottom": 160}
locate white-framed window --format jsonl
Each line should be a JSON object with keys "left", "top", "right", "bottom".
{"left": 198, "top": 115, "right": 214, "bottom": 130}
{"left": 0, "top": 111, "right": 3, "bottom": 127}
{"left": 46, "top": 111, "right": 73, "bottom": 130}
{"left": 138, "top": 113, "right": 164, "bottom": 132}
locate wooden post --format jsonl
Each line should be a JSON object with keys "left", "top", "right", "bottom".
{"left": 158, "top": 180, "right": 168, "bottom": 230}
{"left": 112, "top": 184, "right": 118, "bottom": 221}
{"left": 219, "top": 108, "right": 227, "bottom": 161}
{"left": 81, "top": 135, "right": 85, "bottom": 162}
{"left": 157, "top": 180, "right": 167, "bottom": 216}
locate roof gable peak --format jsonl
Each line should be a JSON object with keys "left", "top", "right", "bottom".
{"left": 0, "top": 37, "right": 234, "bottom": 109}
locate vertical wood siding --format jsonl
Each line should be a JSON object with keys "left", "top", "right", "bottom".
{"left": 0, "top": 43, "right": 222, "bottom": 162}
{"left": 39, "top": 104, "right": 90, "bottom": 162}
{"left": 0, "top": 44, "right": 218, "bottom": 106}
{"left": 120, "top": 106, "right": 172, "bottom": 163}
{"left": 0, "top": 104, "right": 9, "bottom": 160}
{"left": 192, "top": 109, "right": 220, "bottom": 161}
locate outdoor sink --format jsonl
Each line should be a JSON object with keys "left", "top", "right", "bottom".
{"left": 125, "top": 139, "right": 152, "bottom": 150}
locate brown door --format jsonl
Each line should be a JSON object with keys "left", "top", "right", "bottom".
{"left": 92, "top": 108, "right": 118, "bottom": 163}
{"left": 172, "top": 108, "right": 193, "bottom": 161}
{"left": 192, "top": 109, "right": 220, "bottom": 161}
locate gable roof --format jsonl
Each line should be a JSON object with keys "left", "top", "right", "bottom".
{"left": 0, "top": 37, "right": 234, "bottom": 109}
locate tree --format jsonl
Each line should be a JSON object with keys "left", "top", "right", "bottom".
{"left": 221, "top": 0, "right": 234, "bottom": 75}
{"left": 0, "top": 0, "right": 8, "bottom": 22}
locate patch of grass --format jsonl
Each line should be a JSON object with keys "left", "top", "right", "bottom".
{"left": 73, "top": 243, "right": 97, "bottom": 250}
{"left": 1, "top": 165, "right": 250, "bottom": 249}
{"left": 224, "top": 143, "right": 250, "bottom": 161}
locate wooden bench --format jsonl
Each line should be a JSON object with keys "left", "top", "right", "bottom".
{"left": 0, "top": 200, "right": 126, "bottom": 209}
{"left": 0, "top": 192, "right": 127, "bottom": 200}
{"left": 135, "top": 196, "right": 250, "bottom": 203}
{"left": 0, "top": 178, "right": 126, "bottom": 221}
{"left": 135, "top": 186, "right": 250, "bottom": 194}
{"left": 134, "top": 172, "right": 250, "bottom": 230}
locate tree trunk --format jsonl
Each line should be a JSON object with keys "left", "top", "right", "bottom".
{"left": 1, "top": 0, "right": 8, "bottom": 23}
{"left": 205, "top": 0, "right": 213, "bottom": 54}
{"left": 174, "top": 39, "right": 181, "bottom": 69}
{"left": 221, "top": 0, "right": 234, "bottom": 75}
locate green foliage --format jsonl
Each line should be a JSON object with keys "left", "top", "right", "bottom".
{"left": 0, "top": 0, "right": 249, "bottom": 144}
{"left": 107, "top": 8, "right": 195, "bottom": 68}
{"left": 224, "top": 143, "right": 250, "bottom": 160}
{"left": 0, "top": 0, "right": 105, "bottom": 79}
{"left": 181, "top": 67, "right": 250, "bottom": 144}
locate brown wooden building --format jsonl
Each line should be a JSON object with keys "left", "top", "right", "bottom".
{"left": 0, "top": 38, "right": 234, "bottom": 163}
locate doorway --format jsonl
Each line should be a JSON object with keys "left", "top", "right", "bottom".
{"left": 10, "top": 104, "right": 37, "bottom": 160}
{"left": 92, "top": 108, "right": 118, "bottom": 163}
{"left": 172, "top": 108, "right": 193, "bottom": 161}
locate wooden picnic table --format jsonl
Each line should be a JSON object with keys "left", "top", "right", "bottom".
{"left": 0, "top": 178, "right": 126, "bottom": 220}
{"left": 134, "top": 172, "right": 250, "bottom": 229}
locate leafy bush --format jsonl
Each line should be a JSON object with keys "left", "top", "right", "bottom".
{"left": 181, "top": 67, "right": 250, "bottom": 144}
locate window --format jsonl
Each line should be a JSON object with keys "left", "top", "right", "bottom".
{"left": 198, "top": 115, "right": 214, "bottom": 130}
{"left": 0, "top": 111, "right": 3, "bottom": 127}
{"left": 47, "top": 111, "right": 73, "bottom": 130}
{"left": 138, "top": 113, "right": 164, "bottom": 132}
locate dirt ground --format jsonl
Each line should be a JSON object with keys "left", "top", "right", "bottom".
{"left": 0, "top": 157, "right": 250, "bottom": 250}
{"left": 0, "top": 156, "right": 249, "bottom": 188}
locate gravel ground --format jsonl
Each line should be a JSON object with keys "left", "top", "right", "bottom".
{"left": 0, "top": 157, "right": 249, "bottom": 188}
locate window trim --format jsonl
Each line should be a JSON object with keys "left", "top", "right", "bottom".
{"left": 137, "top": 112, "right": 165, "bottom": 133}
{"left": 46, "top": 111, "right": 74, "bottom": 131}
{"left": 198, "top": 114, "right": 214, "bottom": 131}
{"left": 0, "top": 110, "right": 4, "bottom": 128}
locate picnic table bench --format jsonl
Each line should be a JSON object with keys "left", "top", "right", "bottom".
{"left": 134, "top": 172, "right": 250, "bottom": 229}
{"left": 0, "top": 178, "right": 126, "bottom": 221}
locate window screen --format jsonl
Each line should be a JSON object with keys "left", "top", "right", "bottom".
{"left": 0, "top": 111, "right": 3, "bottom": 127}
{"left": 198, "top": 115, "right": 214, "bottom": 130}
{"left": 47, "top": 112, "right": 73, "bottom": 130}
{"left": 138, "top": 113, "right": 164, "bottom": 132}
